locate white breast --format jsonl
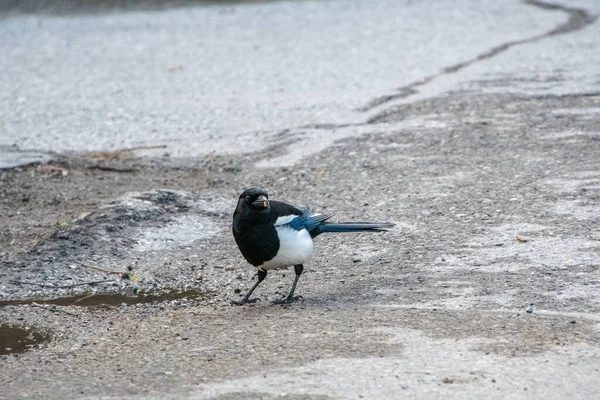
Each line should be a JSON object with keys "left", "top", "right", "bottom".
{"left": 261, "top": 225, "right": 314, "bottom": 270}
{"left": 274, "top": 215, "right": 296, "bottom": 226}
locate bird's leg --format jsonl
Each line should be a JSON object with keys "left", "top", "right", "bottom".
{"left": 232, "top": 268, "right": 267, "bottom": 305}
{"left": 274, "top": 264, "right": 304, "bottom": 304}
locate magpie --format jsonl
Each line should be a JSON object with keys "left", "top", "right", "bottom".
{"left": 232, "top": 188, "right": 393, "bottom": 305}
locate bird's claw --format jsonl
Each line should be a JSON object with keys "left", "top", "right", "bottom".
{"left": 231, "top": 298, "right": 260, "bottom": 306}
{"left": 273, "top": 295, "right": 303, "bottom": 305}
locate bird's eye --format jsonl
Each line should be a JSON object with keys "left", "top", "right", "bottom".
{"left": 245, "top": 195, "right": 251, "bottom": 201}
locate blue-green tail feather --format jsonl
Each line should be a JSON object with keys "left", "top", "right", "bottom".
{"left": 311, "top": 221, "right": 394, "bottom": 237}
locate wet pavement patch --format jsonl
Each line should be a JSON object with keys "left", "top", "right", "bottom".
{"left": 0, "top": 147, "right": 55, "bottom": 169}
{"left": 0, "top": 0, "right": 286, "bottom": 15}
{"left": 0, "top": 324, "right": 50, "bottom": 355}
{"left": 0, "top": 289, "right": 205, "bottom": 308}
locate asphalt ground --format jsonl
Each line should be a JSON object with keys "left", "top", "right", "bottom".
{"left": 1, "top": 0, "right": 599, "bottom": 399}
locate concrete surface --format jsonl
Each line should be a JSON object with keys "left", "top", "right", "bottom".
{"left": 1, "top": 0, "right": 600, "bottom": 399}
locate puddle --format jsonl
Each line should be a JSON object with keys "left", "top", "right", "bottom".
{"left": 0, "top": 289, "right": 205, "bottom": 308}
{"left": 0, "top": 148, "right": 55, "bottom": 170}
{"left": 0, "top": 324, "right": 50, "bottom": 355}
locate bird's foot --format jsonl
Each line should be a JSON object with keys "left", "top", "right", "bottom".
{"left": 273, "top": 295, "right": 303, "bottom": 305}
{"left": 231, "top": 297, "right": 260, "bottom": 306}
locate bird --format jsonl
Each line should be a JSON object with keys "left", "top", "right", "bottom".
{"left": 231, "top": 188, "right": 394, "bottom": 305}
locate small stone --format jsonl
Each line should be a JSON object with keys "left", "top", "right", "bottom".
{"left": 526, "top": 305, "right": 534, "bottom": 313}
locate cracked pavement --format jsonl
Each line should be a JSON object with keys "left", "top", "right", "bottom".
{"left": 1, "top": 0, "right": 600, "bottom": 399}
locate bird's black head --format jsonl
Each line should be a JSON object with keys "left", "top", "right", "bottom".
{"left": 239, "top": 188, "right": 270, "bottom": 210}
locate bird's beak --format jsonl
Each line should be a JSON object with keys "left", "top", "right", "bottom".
{"left": 252, "top": 195, "right": 269, "bottom": 208}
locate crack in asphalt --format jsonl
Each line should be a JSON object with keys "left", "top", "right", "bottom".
{"left": 260, "top": 0, "right": 598, "bottom": 154}
{"left": 358, "top": 0, "right": 598, "bottom": 113}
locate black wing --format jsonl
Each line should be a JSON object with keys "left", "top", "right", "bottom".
{"left": 268, "top": 200, "right": 303, "bottom": 222}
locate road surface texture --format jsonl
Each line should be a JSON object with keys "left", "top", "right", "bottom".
{"left": 1, "top": 0, "right": 599, "bottom": 399}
